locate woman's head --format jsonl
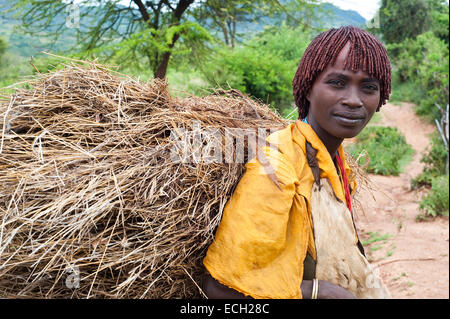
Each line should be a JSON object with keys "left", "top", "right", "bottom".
{"left": 292, "top": 26, "right": 391, "bottom": 120}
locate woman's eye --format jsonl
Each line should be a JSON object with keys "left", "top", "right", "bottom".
{"left": 363, "top": 84, "right": 379, "bottom": 91}
{"left": 328, "top": 80, "right": 345, "bottom": 87}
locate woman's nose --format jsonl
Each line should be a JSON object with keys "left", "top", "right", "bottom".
{"left": 342, "top": 86, "right": 363, "bottom": 107}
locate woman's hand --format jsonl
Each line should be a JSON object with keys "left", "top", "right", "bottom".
{"left": 301, "top": 280, "right": 357, "bottom": 299}
{"left": 317, "top": 280, "right": 357, "bottom": 299}
{"left": 202, "top": 273, "right": 252, "bottom": 299}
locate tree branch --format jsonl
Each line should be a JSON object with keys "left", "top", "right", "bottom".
{"left": 162, "top": 0, "right": 176, "bottom": 12}
{"left": 173, "top": 0, "right": 195, "bottom": 21}
{"left": 132, "top": 0, "right": 150, "bottom": 21}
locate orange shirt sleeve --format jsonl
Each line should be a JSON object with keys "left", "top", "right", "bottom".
{"left": 203, "top": 146, "right": 312, "bottom": 299}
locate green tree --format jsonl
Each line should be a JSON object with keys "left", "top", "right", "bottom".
{"left": 201, "top": 24, "right": 312, "bottom": 113}
{"left": 9, "top": 0, "right": 214, "bottom": 79}
{"left": 379, "top": 0, "right": 432, "bottom": 44}
{"left": 387, "top": 32, "right": 448, "bottom": 120}
{"left": 429, "top": 0, "right": 449, "bottom": 46}
{"left": 194, "top": 0, "right": 321, "bottom": 48}
{"left": 194, "top": 0, "right": 261, "bottom": 48}
{"left": 0, "top": 37, "right": 7, "bottom": 63}
{"left": 270, "top": 0, "right": 324, "bottom": 31}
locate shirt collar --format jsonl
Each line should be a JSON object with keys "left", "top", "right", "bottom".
{"left": 293, "top": 120, "right": 348, "bottom": 203}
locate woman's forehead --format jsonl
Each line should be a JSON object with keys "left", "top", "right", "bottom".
{"left": 333, "top": 42, "right": 351, "bottom": 68}
{"left": 318, "top": 42, "right": 378, "bottom": 81}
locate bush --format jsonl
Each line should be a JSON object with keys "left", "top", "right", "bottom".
{"left": 388, "top": 72, "right": 424, "bottom": 106}
{"left": 347, "top": 126, "right": 415, "bottom": 176}
{"left": 411, "top": 133, "right": 448, "bottom": 188}
{"left": 387, "top": 32, "right": 449, "bottom": 122}
{"left": 200, "top": 24, "right": 313, "bottom": 114}
{"left": 418, "top": 175, "right": 449, "bottom": 218}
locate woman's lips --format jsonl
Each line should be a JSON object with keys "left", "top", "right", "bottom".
{"left": 333, "top": 112, "right": 365, "bottom": 126}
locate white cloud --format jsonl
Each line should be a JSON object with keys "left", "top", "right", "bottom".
{"left": 325, "top": 0, "right": 381, "bottom": 21}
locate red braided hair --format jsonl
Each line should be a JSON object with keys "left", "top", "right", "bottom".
{"left": 292, "top": 26, "right": 391, "bottom": 119}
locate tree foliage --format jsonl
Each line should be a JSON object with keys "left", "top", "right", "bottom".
{"left": 0, "top": 37, "right": 7, "bottom": 63}
{"left": 376, "top": 0, "right": 449, "bottom": 47}
{"left": 270, "top": 0, "right": 324, "bottom": 31}
{"left": 386, "top": 32, "right": 448, "bottom": 121}
{"left": 9, "top": 0, "right": 212, "bottom": 78}
{"left": 378, "top": 0, "right": 432, "bottom": 44}
{"left": 379, "top": 0, "right": 449, "bottom": 121}
{"left": 9, "top": 0, "right": 307, "bottom": 79}
{"left": 193, "top": 0, "right": 322, "bottom": 48}
{"left": 201, "top": 24, "right": 313, "bottom": 113}
{"left": 429, "top": 0, "right": 449, "bottom": 46}
{"left": 194, "top": 0, "right": 261, "bottom": 48}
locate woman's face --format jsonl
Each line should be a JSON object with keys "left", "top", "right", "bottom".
{"left": 306, "top": 43, "right": 381, "bottom": 140}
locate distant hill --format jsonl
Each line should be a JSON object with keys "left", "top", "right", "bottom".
{"left": 216, "top": 1, "right": 366, "bottom": 40}
{"left": 0, "top": 1, "right": 366, "bottom": 59}
{"left": 319, "top": 2, "right": 366, "bottom": 28}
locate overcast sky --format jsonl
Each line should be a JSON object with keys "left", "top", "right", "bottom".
{"left": 115, "top": 0, "right": 381, "bottom": 21}
{"left": 325, "top": 0, "right": 381, "bottom": 20}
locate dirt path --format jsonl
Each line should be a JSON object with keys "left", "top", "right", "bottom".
{"left": 349, "top": 102, "right": 449, "bottom": 299}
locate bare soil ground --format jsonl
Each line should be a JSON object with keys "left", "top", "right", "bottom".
{"left": 349, "top": 102, "right": 449, "bottom": 299}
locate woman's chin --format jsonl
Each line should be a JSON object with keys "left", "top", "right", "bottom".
{"left": 333, "top": 127, "right": 365, "bottom": 139}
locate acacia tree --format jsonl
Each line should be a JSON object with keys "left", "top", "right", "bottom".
{"left": 194, "top": 0, "right": 254, "bottom": 48}
{"left": 194, "top": 0, "right": 322, "bottom": 48}
{"left": 11, "top": 0, "right": 209, "bottom": 78}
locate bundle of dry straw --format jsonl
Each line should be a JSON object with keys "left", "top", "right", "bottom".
{"left": 0, "top": 60, "right": 288, "bottom": 298}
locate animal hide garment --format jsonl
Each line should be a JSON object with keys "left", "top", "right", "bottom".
{"left": 310, "top": 178, "right": 391, "bottom": 299}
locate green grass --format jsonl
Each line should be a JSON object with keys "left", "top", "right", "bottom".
{"left": 418, "top": 175, "right": 449, "bottom": 218}
{"left": 362, "top": 232, "right": 393, "bottom": 262}
{"left": 362, "top": 232, "right": 393, "bottom": 246}
{"left": 166, "top": 68, "right": 212, "bottom": 97}
{"left": 370, "top": 244, "right": 383, "bottom": 252}
{"left": 389, "top": 72, "right": 424, "bottom": 106}
{"left": 411, "top": 133, "right": 449, "bottom": 220}
{"left": 368, "top": 111, "right": 382, "bottom": 124}
{"left": 347, "top": 126, "right": 415, "bottom": 176}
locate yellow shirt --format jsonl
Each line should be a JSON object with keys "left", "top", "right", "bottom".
{"left": 203, "top": 120, "right": 356, "bottom": 299}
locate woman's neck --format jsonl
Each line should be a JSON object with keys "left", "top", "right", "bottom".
{"left": 306, "top": 115, "right": 343, "bottom": 159}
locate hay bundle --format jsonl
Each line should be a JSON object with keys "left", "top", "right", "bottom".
{"left": 0, "top": 61, "right": 287, "bottom": 298}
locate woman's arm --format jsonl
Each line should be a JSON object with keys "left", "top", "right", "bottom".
{"left": 201, "top": 273, "right": 252, "bottom": 299}
{"left": 202, "top": 273, "right": 356, "bottom": 299}
{"left": 309, "top": 280, "right": 357, "bottom": 299}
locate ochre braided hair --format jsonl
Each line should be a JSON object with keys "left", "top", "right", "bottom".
{"left": 292, "top": 26, "right": 391, "bottom": 119}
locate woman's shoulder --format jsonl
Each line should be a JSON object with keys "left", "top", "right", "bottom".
{"left": 244, "top": 123, "right": 311, "bottom": 187}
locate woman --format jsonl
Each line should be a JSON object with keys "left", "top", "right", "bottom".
{"left": 202, "top": 26, "right": 391, "bottom": 299}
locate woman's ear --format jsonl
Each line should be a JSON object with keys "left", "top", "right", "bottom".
{"left": 306, "top": 90, "right": 311, "bottom": 102}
